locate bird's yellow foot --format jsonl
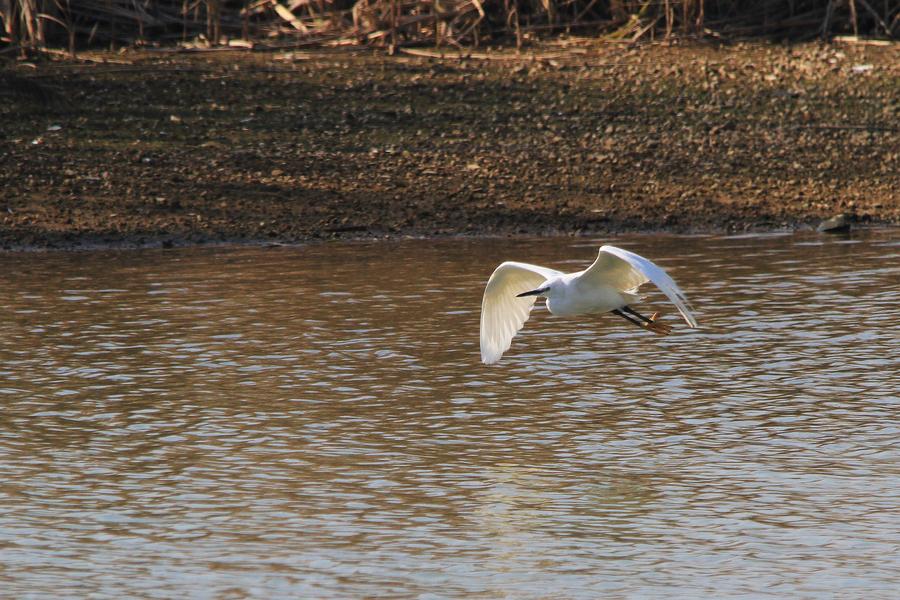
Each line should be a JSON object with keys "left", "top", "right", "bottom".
{"left": 642, "top": 312, "right": 672, "bottom": 335}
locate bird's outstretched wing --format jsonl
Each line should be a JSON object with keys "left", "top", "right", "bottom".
{"left": 480, "top": 261, "right": 562, "bottom": 365}
{"left": 579, "top": 245, "right": 698, "bottom": 328}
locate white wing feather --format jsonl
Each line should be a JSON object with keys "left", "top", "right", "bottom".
{"left": 480, "top": 261, "right": 562, "bottom": 365}
{"left": 580, "top": 245, "right": 698, "bottom": 328}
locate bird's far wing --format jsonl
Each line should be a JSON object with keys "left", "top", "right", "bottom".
{"left": 480, "top": 261, "right": 562, "bottom": 365}
{"left": 581, "top": 245, "right": 698, "bottom": 328}
{"left": 577, "top": 246, "right": 650, "bottom": 294}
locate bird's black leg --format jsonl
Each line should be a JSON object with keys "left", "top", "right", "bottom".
{"left": 622, "top": 306, "right": 655, "bottom": 324}
{"left": 620, "top": 306, "right": 672, "bottom": 335}
{"left": 612, "top": 308, "right": 645, "bottom": 328}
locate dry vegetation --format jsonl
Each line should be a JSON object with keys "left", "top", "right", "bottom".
{"left": 1, "top": 0, "right": 897, "bottom": 55}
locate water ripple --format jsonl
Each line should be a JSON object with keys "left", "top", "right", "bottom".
{"left": 1, "top": 231, "right": 898, "bottom": 598}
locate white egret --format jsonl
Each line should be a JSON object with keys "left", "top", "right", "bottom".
{"left": 479, "top": 245, "right": 698, "bottom": 364}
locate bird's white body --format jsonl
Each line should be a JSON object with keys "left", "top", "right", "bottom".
{"left": 541, "top": 273, "right": 639, "bottom": 317}
{"left": 479, "top": 245, "right": 698, "bottom": 364}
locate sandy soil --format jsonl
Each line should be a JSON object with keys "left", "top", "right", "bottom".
{"left": 1, "top": 40, "right": 897, "bottom": 249}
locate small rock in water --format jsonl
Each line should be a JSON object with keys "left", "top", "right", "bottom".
{"left": 817, "top": 213, "right": 851, "bottom": 234}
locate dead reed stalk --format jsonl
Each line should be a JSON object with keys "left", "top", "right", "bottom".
{"left": 0, "top": 0, "right": 896, "bottom": 53}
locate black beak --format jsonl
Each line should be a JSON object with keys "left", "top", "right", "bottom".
{"left": 516, "top": 288, "right": 544, "bottom": 298}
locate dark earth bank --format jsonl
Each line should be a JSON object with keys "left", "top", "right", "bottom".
{"left": 1, "top": 40, "right": 897, "bottom": 249}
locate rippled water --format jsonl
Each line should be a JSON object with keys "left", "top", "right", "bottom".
{"left": 1, "top": 231, "right": 898, "bottom": 598}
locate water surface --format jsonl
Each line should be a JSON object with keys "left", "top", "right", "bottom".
{"left": 1, "top": 231, "right": 898, "bottom": 598}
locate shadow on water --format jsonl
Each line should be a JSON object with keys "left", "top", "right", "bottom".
{"left": 1, "top": 230, "right": 898, "bottom": 597}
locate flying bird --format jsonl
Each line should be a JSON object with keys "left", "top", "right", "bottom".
{"left": 479, "top": 245, "right": 698, "bottom": 364}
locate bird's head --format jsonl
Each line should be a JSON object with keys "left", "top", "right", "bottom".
{"left": 516, "top": 278, "right": 558, "bottom": 299}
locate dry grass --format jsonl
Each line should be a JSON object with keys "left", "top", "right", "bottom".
{"left": 1, "top": 0, "right": 897, "bottom": 54}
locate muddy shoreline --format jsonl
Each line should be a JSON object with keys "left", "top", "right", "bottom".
{"left": 2, "top": 41, "right": 897, "bottom": 250}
